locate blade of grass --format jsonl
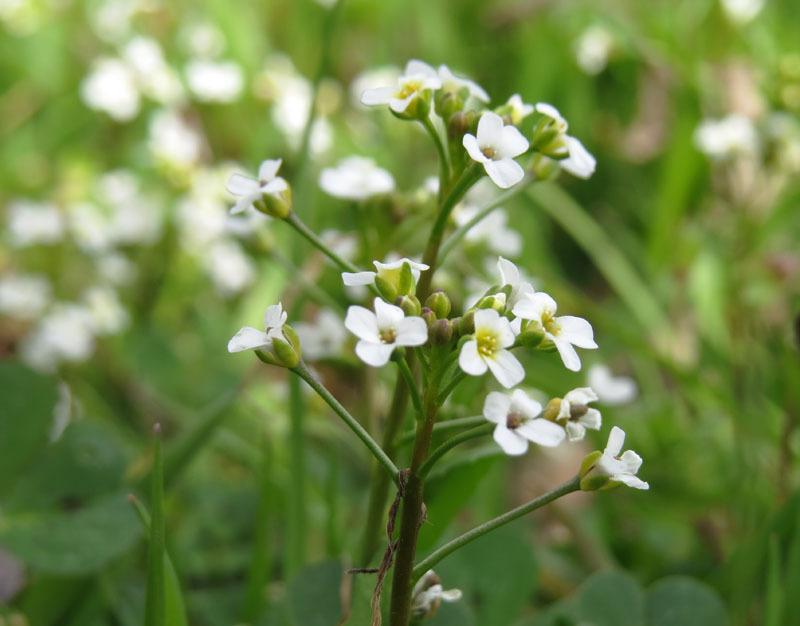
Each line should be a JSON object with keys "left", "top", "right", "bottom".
{"left": 144, "top": 424, "right": 165, "bottom": 626}
{"left": 128, "top": 494, "right": 187, "bottom": 626}
{"left": 242, "top": 433, "right": 273, "bottom": 622}
{"left": 765, "top": 535, "right": 784, "bottom": 626}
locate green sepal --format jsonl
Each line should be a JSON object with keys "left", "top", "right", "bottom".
{"left": 283, "top": 324, "right": 302, "bottom": 357}
{"left": 579, "top": 450, "right": 603, "bottom": 478}
{"left": 396, "top": 294, "right": 422, "bottom": 317}
{"left": 255, "top": 349, "right": 280, "bottom": 366}
{"left": 458, "top": 310, "right": 475, "bottom": 336}
{"left": 580, "top": 473, "right": 611, "bottom": 492}
{"left": 516, "top": 326, "right": 544, "bottom": 348}
{"left": 398, "top": 262, "right": 416, "bottom": 296}
{"left": 272, "top": 336, "right": 300, "bottom": 368}
{"left": 425, "top": 290, "right": 451, "bottom": 319}
{"left": 375, "top": 276, "right": 398, "bottom": 302}
{"left": 258, "top": 189, "right": 292, "bottom": 219}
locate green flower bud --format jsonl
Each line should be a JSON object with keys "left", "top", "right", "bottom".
{"left": 421, "top": 307, "right": 437, "bottom": 328}
{"left": 458, "top": 310, "right": 475, "bottom": 336}
{"left": 528, "top": 153, "right": 561, "bottom": 181}
{"left": 476, "top": 293, "right": 507, "bottom": 312}
{"left": 425, "top": 290, "right": 451, "bottom": 319}
{"left": 516, "top": 324, "right": 544, "bottom": 348}
{"left": 436, "top": 91, "right": 463, "bottom": 120}
{"left": 396, "top": 294, "right": 422, "bottom": 317}
{"left": 447, "top": 111, "right": 469, "bottom": 142}
{"left": 430, "top": 319, "right": 453, "bottom": 346}
{"left": 542, "top": 398, "right": 562, "bottom": 423}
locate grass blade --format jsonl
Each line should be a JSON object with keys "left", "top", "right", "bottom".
{"left": 144, "top": 424, "right": 165, "bottom": 626}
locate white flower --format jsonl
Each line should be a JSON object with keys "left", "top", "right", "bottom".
{"left": 293, "top": 309, "right": 347, "bottom": 361}
{"left": 693, "top": 114, "right": 759, "bottom": 160}
{"left": 574, "top": 25, "right": 614, "bottom": 75}
{"left": 463, "top": 112, "right": 529, "bottom": 189}
{"left": 505, "top": 94, "right": 534, "bottom": 125}
{"left": 5, "top": 199, "right": 65, "bottom": 247}
{"left": 342, "top": 258, "right": 429, "bottom": 290}
{"left": 344, "top": 298, "right": 427, "bottom": 367}
{"left": 453, "top": 205, "right": 522, "bottom": 257}
{"left": 67, "top": 202, "right": 115, "bottom": 253}
{"left": 0, "top": 273, "right": 51, "bottom": 319}
{"left": 484, "top": 389, "right": 565, "bottom": 455}
{"left": 437, "top": 64, "right": 489, "bottom": 102}
{"left": 205, "top": 239, "right": 257, "bottom": 298}
{"left": 560, "top": 136, "right": 596, "bottom": 179}
{"left": 186, "top": 59, "right": 244, "bottom": 103}
{"left": 512, "top": 292, "right": 597, "bottom": 372}
{"left": 318, "top": 156, "right": 395, "bottom": 200}
{"left": 80, "top": 57, "right": 140, "bottom": 121}
{"left": 587, "top": 364, "right": 637, "bottom": 405}
{"left": 459, "top": 308, "right": 524, "bottom": 388}
{"left": 228, "top": 302, "right": 288, "bottom": 353}
{"left": 360, "top": 59, "right": 441, "bottom": 114}
{"left": 721, "top": 0, "right": 765, "bottom": 23}
{"left": 83, "top": 286, "right": 129, "bottom": 335}
{"left": 349, "top": 65, "right": 401, "bottom": 107}
{"left": 123, "top": 36, "right": 184, "bottom": 105}
{"left": 20, "top": 304, "right": 96, "bottom": 372}
{"left": 556, "top": 387, "right": 602, "bottom": 442}
{"left": 595, "top": 426, "right": 649, "bottom": 489}
{"left": 148, "top": 109, "right": 204, "bottom": 170}
{"left": 496, "top": 256, "right": 535, "bottom": 308}
{"left": 411, "top": 570, "right": 462, "bottom": 619}
{"left": 226, "top": 159, "right": 288, "bottom": 214}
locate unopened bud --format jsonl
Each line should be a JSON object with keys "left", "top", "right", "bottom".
{"left": 430, "top": 319, "right": 453, "bottom": 346}
{"left": 528, "top": 153, "right": 561, "bottom": 181}
{"left": 421, "top": 307, "right": 437, "bottom": 328}
{"left": 458, "top": 310, "right": 475, "bottom": 336}
{"left": 477, "top": 292, "right": 507, "bottom": 312}
{"left": 396, "top": 294, "right": 422, "bottom": 317}
{"left": 425, "top": 290, "right": 451, "bottom": 319}
{"left": 436, "top": 91, "right": 463, "bottom": 121}
{"left": 542, "top": 398, "right": 562, "bottom": 422}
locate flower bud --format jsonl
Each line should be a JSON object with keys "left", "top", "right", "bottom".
{"left": 436, "top": 91, "right": 463, "bottom": 121}
{"left": 255, "top": 187, "right": 292, "bottom": 219}
{"left": 516, "top": 323, "right": 544, "bottom": 348}
{"left": 542, "top": 398, "right": 562, "bottom": 422}
{"left": 532, "top": 117, "right": 569, "bottom": 158}
{"left": 396, "top": 294, "right": 422, "bottom": 317}
{"left": 476, "top": 292, "right": 507, "bottom": 312}
{"left": 425, "top": 290, "right": 451, "bottom": 319}
{"left": 421, "top": 307, "right": 437, "bottom": 328}
{"left": 446, "top": 111, "right": 469, "bottom": 142}
{"left": 430, "top": 319, "right": 453, "bottom": 346}
{"left": 458, "top": 310, "right": 475, "bottom": 336}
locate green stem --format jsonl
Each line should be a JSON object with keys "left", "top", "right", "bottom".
{"left": 418, "top": 422, "right": 493, "bottom": 479}
{"left": 438, "top": 176, "right": 532, "bottom": 264}
{"left": 395, "top": 356, "right": 424, "bottom": 421}
{"left": 271, "top": 250, "right": 345, "bottom": 313}
{"left": 291, "top": 362, "right": 399, "bottom": 482}
{"left": 286, "top": 367, "right": 307, "bottom": 577}
{"left": 242, "top": 434, "right": 273, "bottom": 620}
{"left": 411, "top": 475, "right": 581, "bottom": 584}
{"left": 396, "top": 415, "right": 485, "bottom": 447}
{"left": 415, "top": 164, "right": 483, "bottom": 300}
{"left": 421, "top": 116, "right": 450, "bottom": 200}
{"left": 436, "top": 370, "right": 466, "bottom": 405}
{"left": 144, "top": 425, "right": 165, "bottom": 626}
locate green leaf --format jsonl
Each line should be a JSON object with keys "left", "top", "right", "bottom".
{"left": 287, "top": 560, "right": 343, "bottom": 626}
{"left": 145, "top": 426, "right": 166, "bottom": 626}
{"left": 576, "top": 570, "right": 644, "bottom": 626}
{"left": 0, "top": 361, "right": 58, "bottom": 491}
{"left": 645, "top": 576, "right": 727, "bottom": 626}
{"left": 0, "top": 492, "right": 140, "bottom": 574}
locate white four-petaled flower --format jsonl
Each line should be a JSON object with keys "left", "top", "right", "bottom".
{"left": 463, "top": 112, "right": 530, "bottom": 188}
{"left": 227, "top": 302, "right": 288, "bottom": 353}
{"left": 318, "top": 156, "right": 395, "bottom": 200}
{"left": 342, "top": 258, "right": 429, "bottom": 289}
{"left": 344, "top": 298, "right": 427, "bottom": 367}
{"left": 360, "top": 59, "right": 442, "bottom": 114}
{"left": 459, "top": 308, "right": 524, "bottom": 388}
{"left": 512, "top": 292, "right": 597, "bottom": 372}
{"left": 535, "top": 103, "right": 596, "bottom": 179}
{"left": 484, "top": 389, "right": 565, "bottom": 455}
{"left": 226, "top": 159, "right": 288, "bottom": 214}
{"left": 557, "top": 387, "right": 602, "bottom": 442}
{"left": 595, "top": 426, "right": 649, "bottom": 490}
{"left": 588, "top": 364, "right": 637, "bottom": 405}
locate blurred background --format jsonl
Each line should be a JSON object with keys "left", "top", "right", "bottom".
{"left": 1, "top": 0, "right": 799, "bottom": 624}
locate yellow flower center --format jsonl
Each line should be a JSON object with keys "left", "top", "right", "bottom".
{"left": 379, "top": 328, "right": 396, "bottom": 344}
{"left": 476, "top": 329, "right": 499, "bottom": 357}
{"left": 397, "top": 79, "right": 423, "bottom": 99}
{"left": 542, "top": 311, "right": 559, "bottom": 335}
{"left": 482, "top": 147, "right": 496, "bottom": 159}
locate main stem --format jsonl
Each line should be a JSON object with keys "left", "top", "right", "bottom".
{"left": 388, "top": 384, "right": 440, "bottom": 626}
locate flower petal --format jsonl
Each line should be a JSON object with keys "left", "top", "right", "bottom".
{"left": 389, "top": 93, "right": 416, "bottom": 113}
{"left": 341, "top": 271, "right": 376, "bottom": 286}
{"left": 228, "top": 326, "right": 270, "bottom": 353}
{"left": 561, "top": 136, "right": 596, "bottom": 179}
{"left": 565, "top": 421, "right": 587, "bottom": 442}
{"left": 360, "top": 85, "right": 397, "bottom": 106}
{"left": 227, "top": 173, "right": 259, "bottom": 196}
{"left": 493, "top": 424, "right": 529, "bottom": 456}
{"left": 396, "top": 316, "right": 428, "bottom": 346}
{"left": 472, "top": 307, "right": 500, "bottom": 332}
{"left": 553, "top": 336, "right": 582, "bottom": 371}
{"left": 497, "top": 256, "right": 520, "bottom": 288}
{"left": 374, "top": 298, "right": 405, "bottom": 328}
{"left": 580, "top": 408, "right": 602, "bottom": 431}
{"left": 497, "top": 125, "right": 530, "bottom": 158}
{"left": 509, "top": 389, "right": 542, "bottom": 419}
{"left": 619, "top": 449, "right": 643, "bottom": 474}
{"left": 517, "top": 419, "right": 566, "bottom": 447}
{"left": 512, "top": 292, "right": 557, "bottom": 320}
{"left": 483, "top": 391, "right": 511, "bottom": 424}
{"left": 264, "top": 303, "right": 287, "bottom": 329}
{"left": 344, "top": 305, "right": 379, "bottom": 342}
{"left": 258, "top": 158, "right": 282, "bottom": 182}
{"left": 558, "top": 315, "right": 597, "bottom": 349}
{"left": 459, "top": 339, "right": 488, "bottom": 376}
{"left": 494, "top": 315, "right": 516, "bottom": 348}
{"left": 355, "top": 340, "right": 395, "bottom": 367}
{"left": 486, "top": 348, "right": 525, "bottom": 388}
{"left": 476, "top": 111, "right": 505, "bottom": 147}
{"left": 605, "top": 426, "right": 626, "bottom": 457}
{"left": 463, "top": 134, "right": 488, "bottom": 164}
{"left": 613, "top": 473, "right": 649, "bottom": 490}
{"left": 484, "top": 158, "right": 524, "bottom": 189}
{"left": 563, "top": 387, "right": 599, "bottom": 405}
{"left": 438, "top": 588, "right": 463, "bottom": 602}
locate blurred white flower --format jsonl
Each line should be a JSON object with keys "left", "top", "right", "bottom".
{"left": 90, "top": 0, "right": 140, "bottom": 44}
{"left": 574, "top": 25, "right": 614, "bottom": 75}
{"left": 68, "top": 202, "right": 115, "bottom": 253}
{"left": 226, "top": 158, "right": 288, "bottom": 214}
{"left": 721, "top": 0, "right": 765, "bottom": 23}
{"left": 411, "top": 570, "right": 462, "bottom": 619}
{"left": 148, "top": 109, "right": 204, "bottom": 170}
{"left": 82, "top": 286, "right": 129, "bottom": 335}
{"left": 459, "top": 308, "right": 524, "bottom": 388}
{"left": 0, "top": 273, "right": 51, "bottom": 319}
{"left": 693, "top": 114, "right": 759, "bottom": 160}
{"left": 504, "top": 94, "right": 534, "bottom": 125}
{"left": 438, "top": 64, "right": 489, "bottom": 102}
{"left": 360, "top": 59, "right": 441, "bottom": 114}
{"left": 345, "top": 297, "right": 428, "bottom": 367}
{"left": 453, "top": 203, "right": 522, "bottom": 256}
{"left": 463, "top": 112, "right": 529, "bottom": 188}
{"left": 80, "top": 57, "right": 141, "bottom": 121}
{"left": 349, "top": 65, "right": 401, "bottom": 107}
{"left": 556, "top": 387, "right": 602, "bottom": 442}
{"left": 293, "top": 309, "right": 347, "bottom": 361}
{"left": 6, "top": 199, "right": 65, "bottom": 247}
{"left": 123, "top": 36, "right": 184, "bottom": 105}
{"left": 314, "top": 0, "right": 338, "bottom": 7}
{"left": 98, "top": 252, "right": 137, "bottom": 285}
{"left": 513, "top": 292, "right": 597, "bottom": 372}
{"left": 20, "top": 304, "right": 96, "bottom": 372}
{"left": 179, "top": 21, "right": 226, "bottom": 58}
{"left": 595, "top": 426, "right": 649, "bottom": 489}
{"left": 483, "top": 389, "right": 565, "bottom": 455}
{"left": 587, "top": 364, "right": 637, "bottom": 405}
{"left": 186, "top": 59, "right": 244, "bottom": 103}
{"left": 205, "top": 239, "right": 257, "bottom": 298}
{"left": 321, "top": 229, "right": 358, "bottom": 262}
{"left": 319, "top": 156, "right": 395, "bottom": 200}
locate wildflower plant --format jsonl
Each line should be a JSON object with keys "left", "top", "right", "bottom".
{"left": 225, "top": 57, "right": 648, "bottom": 625}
